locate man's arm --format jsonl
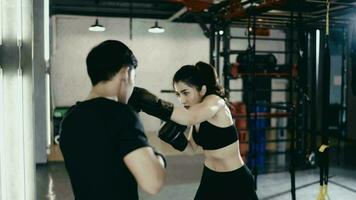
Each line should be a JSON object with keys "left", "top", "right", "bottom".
{"left": 123, "top": 147, "right": 166, "bottom": 195}
{"left": 118, "top": 106, "right": 166, "bottom": 195}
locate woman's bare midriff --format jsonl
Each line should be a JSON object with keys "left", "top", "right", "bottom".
{"left": 203, "top": 141, "right": 245, "bottom": 172}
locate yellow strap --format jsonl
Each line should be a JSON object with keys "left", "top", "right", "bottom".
{"left": 319, "top": 144, "right": 329, "bottom": 152}
{"left": 323, "top": 185, "right": 330, "bottom": 200}
{"left": 323, "top": 185, "right": 328, "bottom": 193}
{"left": 316, "top": 186, "right": 325, "bottom": 200}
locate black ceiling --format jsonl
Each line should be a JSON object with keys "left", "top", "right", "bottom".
{"left": 50, "top": 0, "right": 356, "bottom": 26}
{"left": 50, "top": 0, "right": 188, "bottom": 20}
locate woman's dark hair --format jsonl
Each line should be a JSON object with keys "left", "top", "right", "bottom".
{"left": 86, "top": 40, "right": 137, "bottom": 86}
{"left": 172, "top": 61, "right": 225, "bottom": 98}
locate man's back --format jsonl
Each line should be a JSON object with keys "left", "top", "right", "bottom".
{"left": 60, "top": 97, "right": 148, "bottom": 200}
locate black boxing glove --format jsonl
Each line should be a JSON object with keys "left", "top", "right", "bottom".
{"left": 158, "top": 121, "right": 188, "bottom": 152}
{"left": 128, "top": 87, "right": 174, "bottom": 121}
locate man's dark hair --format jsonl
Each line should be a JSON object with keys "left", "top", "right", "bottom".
{"left": 86, "top": 40, "right": 138, "bottom": 86}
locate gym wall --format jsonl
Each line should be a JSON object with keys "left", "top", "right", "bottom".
{"left": 50, "top": 15, "right": 286, "bottom": 132}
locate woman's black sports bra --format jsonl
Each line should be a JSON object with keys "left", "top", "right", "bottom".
{"left": 192, "top": 121, "right": 238, "bottom": 150}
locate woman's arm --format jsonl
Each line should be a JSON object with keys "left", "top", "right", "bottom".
{"left": 170, "top": 95, "right": 225, "bottom": 126}
{"left": 128, "top": 87, "right": 223, "bottom": 126}
{"left": 182, "top": 126, "right": 200, "bottom": 155}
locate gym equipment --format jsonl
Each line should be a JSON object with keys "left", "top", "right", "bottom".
{"left": 317, "top": 1, "right": 331, "bottom": 199}
{"left": 236, "top": 51, "right": 277, "bottom": 73}
{"left": 53, "top": 107, "right": 70, "bottom": 144}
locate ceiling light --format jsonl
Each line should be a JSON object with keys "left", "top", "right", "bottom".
{"left": 89, "top": 18, "right": 106, "bottom": 32}
{"left": 148, "top": 21, "right": 165, "bottom": 33}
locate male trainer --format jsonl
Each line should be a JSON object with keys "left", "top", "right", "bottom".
{"left": 59, "top": 40, "right": 166, "bottom": 200}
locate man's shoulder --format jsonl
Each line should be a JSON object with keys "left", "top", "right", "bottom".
{"left": 100, "top": 101, "right": 141, "bottom": 126}
{"left": 113, "top": 102, "right": 138, "bottom": 117}
{"left": 85, "top": 98, "right": 135, "bottom": 115}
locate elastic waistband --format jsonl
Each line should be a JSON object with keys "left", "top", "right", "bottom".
{"left": 203, "top": 164, "right": 248, "bottom": 176}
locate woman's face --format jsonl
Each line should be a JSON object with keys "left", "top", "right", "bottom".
{"left": 174, "top": 81, "right": 205, "bottom": 109}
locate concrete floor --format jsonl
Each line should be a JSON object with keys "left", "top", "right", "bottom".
{"left": 37, "top": 135, "right": 356, "bottom": 200}
{"left": 37, "top": 155, "right": 356, "bottom": 200}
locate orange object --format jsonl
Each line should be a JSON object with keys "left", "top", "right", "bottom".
{"left": 231, "top": 102, "right": 249, "bottom": 159}
{"left": 234, "top": 102, "right": 249, "bottom": 143}
{"left": 168, "top": 0, "right": 213, "bottom": 12}
{"left": 225, "top": 0, "right": 288, "bottom": 20}
{"left": 230, "top": 63, "right": 239, "bottom": 78}
{"left": 292, "top": 64, "right": 298, "bottom": 77}
{"left": 240, "top": 141, "right": 249, "bottom": 163}
{"left": 247, "top": 27, "right": 271, "bottom": 36}
{"left": 184, "top": 0, "right": 212, "bottom": 12}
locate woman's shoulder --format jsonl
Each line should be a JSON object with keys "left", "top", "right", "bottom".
{"left": 203, "top": 95, "right": 233, "bottom": 125}
{"left": 203, "top": 94, "right": 226, "bottom": 106}
{"left": 204, "top": 94, "right": 225, "bottom": 101}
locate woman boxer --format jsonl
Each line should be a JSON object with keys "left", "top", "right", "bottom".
{"left": 169, "top": 61, "right": 258, "bottom": 200}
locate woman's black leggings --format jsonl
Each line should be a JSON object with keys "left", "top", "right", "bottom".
{"left": 194, "top": 165, "right": 259, "bottom": 200}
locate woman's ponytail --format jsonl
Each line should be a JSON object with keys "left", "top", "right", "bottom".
{"left": 195, "top": 62, "right": 225, "bottom": 98}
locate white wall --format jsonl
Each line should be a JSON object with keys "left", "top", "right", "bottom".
{"left": 51, "top": 15, "right": 209, "bottom": 132}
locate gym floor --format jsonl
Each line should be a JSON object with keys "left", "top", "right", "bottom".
{"left": 37, "top": 134, "right": 356, "bottom": 200}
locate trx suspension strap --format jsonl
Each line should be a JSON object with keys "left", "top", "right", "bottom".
{"left": 317, "top": 0, "right": 330, "bottom": 199}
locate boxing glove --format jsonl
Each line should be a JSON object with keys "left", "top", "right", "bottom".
{"left": 159, "top": 121, "right": 188, "bottom": 152}
{"left": 128, "top": 87, "right": 174, "bottom": 121}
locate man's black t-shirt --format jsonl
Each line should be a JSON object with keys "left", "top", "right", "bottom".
{"left": 59, "top": 97, "right": 149, "bottom": 200}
